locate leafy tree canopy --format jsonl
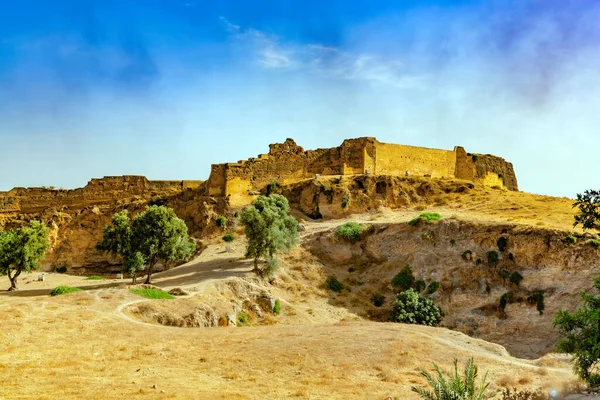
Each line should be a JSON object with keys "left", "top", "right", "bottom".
{"left": 573, "top": 190, "right": 600, "bottom": 231}
{"left": 240, "top": 194, "right": 298, "bottom": 277}
{"left": 97, "top": 206, "right": 195, "bottom": 284}
{"left": 392, "top": 288, "right": 444, "bottom": 326}
{"left": 0, "top": 221, "right": 49, "bottom": 291}
{"left": 554, "top": 277, "right": 600, "bottom": 387}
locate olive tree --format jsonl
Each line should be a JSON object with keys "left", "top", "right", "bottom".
{"left": 0, "top": 221, "right": 49, "bottom": 291}
{"left": 240, "top": 194, "right": 298, "bottom": 277}
{"left": 573, "top": 189, "right": 600, "bottom": 230}
{"left": 97, "top": 206, "right": 195, "bottom": 284}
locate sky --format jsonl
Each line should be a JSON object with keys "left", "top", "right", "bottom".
{"left": 0, "top": 0, "right": 599, "bottom": 197}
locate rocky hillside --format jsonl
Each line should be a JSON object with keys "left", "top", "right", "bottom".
{"left": 300, "top": 217, "right": 599, "bottom": 358}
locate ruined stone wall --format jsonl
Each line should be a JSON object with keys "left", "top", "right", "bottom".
{"left": 0, "top": 176, "right": 203, "bottom": 215}
{"left": 374, "top": 142, "right": 457, "bottom": 178}
{"left": 206, "top": 137, "right": 519, "bottom": 202}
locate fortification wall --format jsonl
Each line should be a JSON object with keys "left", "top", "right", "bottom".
{"left": 206, "top": 137, "right": 519, "bottom": 202}
{"left": 0, "top": 176, "right": 203, "bottom": 215}
{"left": 374, "top": 142, "right": 456, "bottom": 178}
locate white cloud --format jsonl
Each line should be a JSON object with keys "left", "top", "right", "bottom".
{"left": 223, "top": 19, "right": 424, "bottom": 89}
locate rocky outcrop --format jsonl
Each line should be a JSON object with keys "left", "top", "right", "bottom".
{"left": 304, "top": 219, "right": 600, "bottom": 358}
{"left": 0, "top": 176, "right": 228, "bottom": 273}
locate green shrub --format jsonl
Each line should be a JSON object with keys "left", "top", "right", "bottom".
{"left": 83, "top": 275, "right": 103, "bottom": 281}
{"left": 509, "top": 271, "right": 523, "bottom": 286}
{"left": 55, "top": 265, "right": 67, "bottom": 274}
{"left": 450, "top": 239, "right": 456, "bottom": 246}
{"left": 341, "top": 194, "right": 350, "bottom": 209}
{"left": 497, "top": 237, "right": 508, "bottom": 252}
{"left": 409, "top": 212, "right": 442, "bottom": 227}
{"left": 273, "top": 299, "right": 281, "bottom": 315}
{"left": 472, "top": 154, "right": 479, "bottom": 162}
{"left": 566, "top": 235, "right": 577, "bottom": 244}
{"left": 233, "top": 211, "right": 239, "bottom": 218}
{"left": 50, "top": 286, "right": 82, "bottom": 296}
{"left": 130, "top": 288, "right": 175, "bottom": 300}
{"left": 336, "top": 222, "right": 364, "bottom": 243}
{"left": 527, "top": 290, "right": 545, "bottom": 315}
{"left": 216, "top": 216, "right": 227, "bottom": 227}
{"left": 426, "top": 281, "right": 440, "bottom": 294}
{"left": 326, "top": 276, "right": 344, "bottom": 293}
{"left": 486, "top": 251, "right": 499, "bottom": 267}
{"left": 392, "top": 289, "right": 444, "bottom": 326}
{"left": 461, "top": 250, "right": 473, "bottom": 261}
{"left": 222, "top": 233, "right": 235, "bottom": 242}
{"left": 392, "top": 265, "right": 415, "bottom": 292}
{"left": 590, "top": 239, "right": 600, "bottom": 249}
{"left": 266, "top": 181, "right": 281, "bottom": 196}
{"left": 412, "top": 358, "right": 492, "bottom": 400}
{"left": 415, "top": 280, "right": 426, "bottom": 293}
{"left": 237, "top": 311, "right": 250, "bottom": 326}
{"left": 370, "top": 294, "right": 385, "bottom": 307}
{"left": 499, "top": 269, "right": 510, "bottom": 283}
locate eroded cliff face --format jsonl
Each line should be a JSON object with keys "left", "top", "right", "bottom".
{"left": 0, "top": 176, "right": 229, "bottom": 273}
{"left": 304, "top": 219, "right": 599, "bottom": 358}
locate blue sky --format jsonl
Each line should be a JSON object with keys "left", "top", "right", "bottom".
{"left": 0, "top": 0, "right": 598, "bottom": 197}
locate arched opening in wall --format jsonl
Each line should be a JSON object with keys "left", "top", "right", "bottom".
{"left": 376, "top": 181, "right": 386, "bottom": 195}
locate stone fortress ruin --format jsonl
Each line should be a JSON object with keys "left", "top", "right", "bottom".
{"left": 207, "top": 137, "right": 518, "bottom": 206}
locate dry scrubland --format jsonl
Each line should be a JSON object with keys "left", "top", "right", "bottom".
{"left": 0, "top": 186, "right": 585, "bottom": 399}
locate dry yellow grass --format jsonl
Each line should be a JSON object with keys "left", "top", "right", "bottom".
{"left": 0, "top": 187, "right": 583, "bottom": 399}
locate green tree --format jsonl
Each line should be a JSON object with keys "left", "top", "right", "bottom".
{"left": 240, "top": 194, "right": 298, "bottom": 277}
{"left": 554, "top": 277, "right": 600, "bottom": 387}
{"left": 392, "top": 288, "right": 444, "bottom": 326}
{"left": 573, "top": 190, "right": 600, "bottom": 230}
{"left": 0, "top": 221, "right": 49, "bottom": 291}
{"left": 97, "top": 206, "right": 195, "bottom": 284}
{"left": 412, "top": 358, "right": 493, "bottom": 400}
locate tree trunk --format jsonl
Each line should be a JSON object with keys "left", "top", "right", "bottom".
{"left": 144, "top": 262, "right": 155, "bottom": 284}
{"left": 253, "top": 258, "right": 260, "bottom": 275}
{"left": 131, "top": 274, "right": 137, "bottom": 285}
{"left": 7, "top": 269, "right": 21, "bottom": 291}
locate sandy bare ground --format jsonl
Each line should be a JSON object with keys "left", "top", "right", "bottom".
{"left": 0, "top": 207, "right": 579, "bottom": 399}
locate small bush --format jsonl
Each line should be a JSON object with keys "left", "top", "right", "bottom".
{"left": 326, "top": 276, "right": 344, "bottom": 293}
{"left": 237, "top": 311, "right": 250, "bottom": 326}
{"left": 392, "top": 265, "right": 415, "bottom": 292}
{"left": 487, "top": 251, "right": 499, "bottom": 267}
{"left": 273, "top": 299, "right": 281, "bottom": 315}
{"left": 409, "top": 212, "right": 442, "bottom": 227}
{"left": 392, "top": 289, "right": 444, "bottom": 326}
{"left": 336, "top": 222, "right": 364, "bottom": 243}
{"left": 222, "top": 233, "right": 235, "bottom": 242}
{"left": 266, "top": 181, "right": 281, "bottom": 196}
{"left": 590, "top": 239, "right": 600, "bottom": 249}
{"left": 499, "top": 269, "right": 510, "bottom": 283}
{"left": 370, "top": 294, "right": 385, "bottom": 307}
{"left": 566, "top": 235, "right": 577, "bottom": 244}
{"left": 83, "top": 275, "right": 103, "bottom": 281}
{"left": 450, "top": 239, "right": 456, "bottom": 246}
{"left": 216, "top": 216, "right": 227, "bottom": 227}
{"left": 497, "top": 237, "right": 508, "bottom": 252}
{"left": 461, "top": 250, "right": 473, "bottom": 261}
{"left": 472, "top": 154, "right": 479, "bottom": 162}
{"left": 55, "top": 265, "right": 67, "bottom": 274}
{"left": 233, "top": 211, "right": 239, "bottom": 218}
{"left": 527, "top": 290, "right": 545, "bottom": 315}
{"left": 415, "top": 279, "right": 426, "bottom": 293}
{"left": 426, "top": 281, "right": 440, "bottom": 294}
{"left": 264, "top": 257, "right": 280, "bottom": 277}
{"left": 509, "top": 271, "right": 523, "bottom": 286}
{"left": 341, "top": 194, "right": 350, "bottom": 209}
{"left": 50, "top": 286, "right": 82, "bottom": 296}
{"left": 130, "top": 288, "right": 175, "bottom": 300}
